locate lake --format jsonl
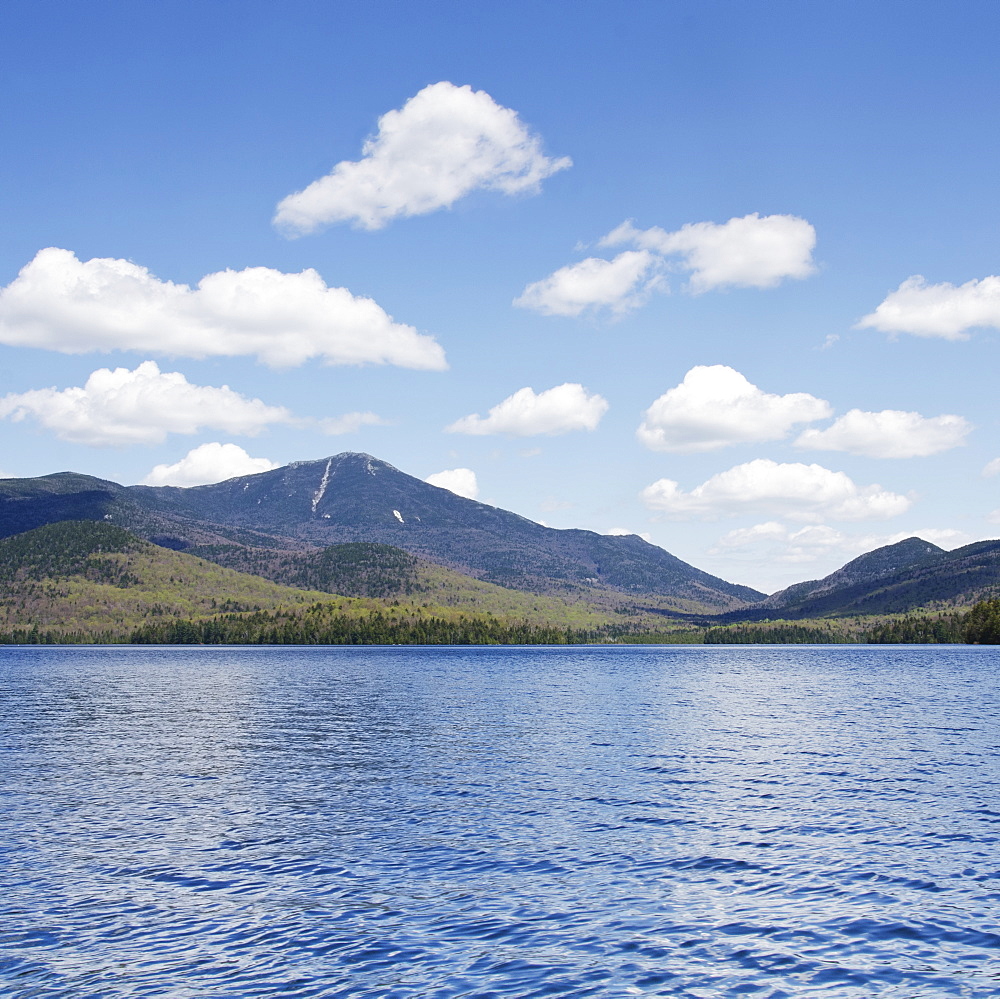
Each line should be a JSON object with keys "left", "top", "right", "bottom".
{"left": 1, "top": 645, "right": 999, "bottom": 997}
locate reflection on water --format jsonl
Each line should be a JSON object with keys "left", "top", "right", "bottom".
{"left": 2, "top": 644, "right": 999, "bottom": 997}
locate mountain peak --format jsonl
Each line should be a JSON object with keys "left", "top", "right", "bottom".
{"left": 760, "top": 535, "right": 949, "bottom": 613}
{"left": 834, "top": 536, "right": 945, "bottom": 581}
{"left": 290, "top": 451, "right": 378, "bottom": 466}
{"left": 286, "top": 452, "right": 402, "bottom": 478}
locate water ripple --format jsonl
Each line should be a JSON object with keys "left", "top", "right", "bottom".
{"left": 2, "top": 644, "right": 1000, "bottom": 996}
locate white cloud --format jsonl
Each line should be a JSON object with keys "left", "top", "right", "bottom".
{"left": 637, "top": 365, "right": 831, "bottom": 452}
{"left": 446, "top": 383, "right": 608, "bottom": 437}
{"left": 0, "top": 361, "right": 292, "bottom": 446}
{"left": 640, "top": 458, "right": 911, "bottom": 522}
{"left": 141, "top": 443, "right": 278, "bottom": 487}
{"left": 518, "top": 213, "right": 817, "bottom": 318}
{"left": 513, "top": 250, "right": 660, "bottom": 317}
{"left": 425, "top": 467, "right": 479, "bottom": 500}
{"left": 712, "top": 521, "right": 971, "bottom": 565}
{"left": 318, "top": 411, "right": 388, "bottom": 435}
{"left": 983, "top": 458, "right": 1000, "bottom": 478}
{"left": 713, "top": 521, "right": 864, "bottom": 564}
{"left": 274, "top": 81, "right": 571, "bottom": 234}
{"left": 858, "top": 275, "right": 1000, "bottom": 339}
{"left": 795, "top": 409, "right": 971, "bottom": 458}
{"left": 606, "top": 527, "right": 653, "bottom": 542}
{"left": 601, "top": 213, "right": 817, "bottom": 292}
{"left": 0, "top": 247, "right": 446, "bottom": 370}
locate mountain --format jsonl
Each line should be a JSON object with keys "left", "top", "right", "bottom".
{"left": 0, "top": 471, "right": 129, "bottom": 536}
{"left": 0, "top": 453, "right": 763, "bottom": 612}
{"left": 761, "top": 537, "right": 946, "bottom": 610}
{"left": 7, "top": 455, "right": 1000, "bottom": 620}
{"left": 736, "top": 537, "right": 1000, "bottom": 619}
{"left": 132, "top": 452, "right": 761, "bottom": 607}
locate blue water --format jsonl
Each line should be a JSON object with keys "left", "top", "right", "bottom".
{"left": 1, "top": 645, "right": 999, "bottom": 998}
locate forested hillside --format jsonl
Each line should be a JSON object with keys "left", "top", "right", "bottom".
{"left": 0, "top": 521, "right": 695, "bottom": 644}
{"left": 0, "top": 521, "right": 338, "bottom": 641}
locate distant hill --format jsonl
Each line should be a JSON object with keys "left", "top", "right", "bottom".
{"left": 761, "top": 537, "right": 946, "bottom": 611}
{"left": 0, "top": 472, "right": 129, "bottom": 537}
{"left": 0, "top": 453, "right": 763, "bottom": 612}
{"left": 728, "top": 536, "right": 1000, "bottom": 620}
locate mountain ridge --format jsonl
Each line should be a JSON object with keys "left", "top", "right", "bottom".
{"left": 721, "top": 537, "right": 1000, "bottom": 621}
{"left": 4, "top": 452, "right": 998, "bottom": 619}
{"left": 0, "top": 453, "right": 762, "bottom": 612}
{"left": 761, "top": 537, "right": 947, "bottom": 610}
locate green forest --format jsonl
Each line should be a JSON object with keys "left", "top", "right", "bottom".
{"left": 702, "top": 602, "right": 1000, "bottom": 645}
{"left": 6, "top": 600, "right": 1000, "bottom": 647}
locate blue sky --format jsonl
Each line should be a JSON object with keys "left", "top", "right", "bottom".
{"left": 2, "top": 0, "right": 999, "bottom": 591}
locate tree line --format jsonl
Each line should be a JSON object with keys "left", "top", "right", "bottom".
{"left": 4, "top": 598, "right": 1000, "bottom": 647}
{"left": 705, "top": 599, "right": 1000, "bottom": 645}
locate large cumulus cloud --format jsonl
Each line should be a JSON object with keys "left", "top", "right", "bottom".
{"left": 0, "top": 248, "right": 446, "bottom": 369}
